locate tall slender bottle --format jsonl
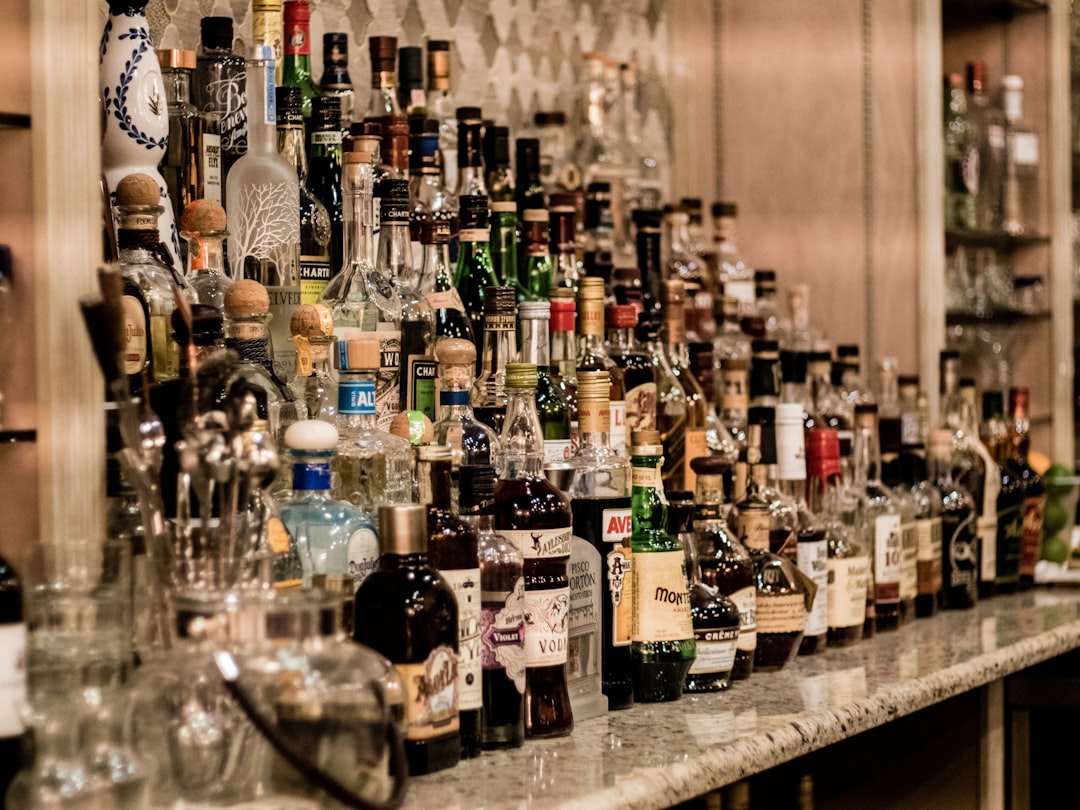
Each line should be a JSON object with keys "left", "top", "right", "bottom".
{"left": 472, "top": 286, "right": 518, "bottom": 434}
{"left": 494, "top": 363, "right": 574, "bottom": 738}
{"left": 569, "top": 371, "right": 634, "bottom": 710}
{"left": 606, "top": 304, "right": 657, "bottom": 438}
{"left": 227, "top": 45, "right": 302, "bottom": 379}
{"left": 319, "top": 32, "right": 355, "bottom": 129}
{"left": 425, "top": 41, "right": 458, "bottom": 194}
{"left": 548, "top": 290, "right": 579, "bottom": 452}
{"left": 944, "top": 72, "right": 978, "bottom": 231}
{"left": 281, "top": 0, "right": 319, "bottom": 121}
{"left": 1008, "top": 387, "right": 1045, "bottom": 589}
{"left": 521, "top": 208, "right": 553, "bottom": 302}
{"left": 418, "top": 445, "right": 482, "bottom": 759}
{"left": 518, "top": 302, "right": 572, "bottom": 465}
{"left": 251, "top": 0, "right": 284, "bottom": 84}
{"left": 1001, "top": 75, "right": 1040, "bottom": 236}
{"left": 420, "top": 218, "right": 473, "bottom": 342}
{"left": 662, "top": 279, "right": 709, "bottom": 492}
{"left": 690, "top": 455, "right": 756, "bottom": 680}
{"left": 354, "top": 504, "right": 461, "bottom": 775}
{"left": 549, "top": 194, "right": 580, "bottom": 290}
{"left": 462, "top": 464, "right": 525, "bottom": 750}
{"left": 628, "top": 430, "right": 696, "bottom": 701}
{"left": 367, "top": 36, "right": 402, "bottom": 118}
{"left": 927, "top": 429, "right": 979, "bottom": 609}
{"left": 306, "top": 96, "right": 345, "bottom": 276}
{"left": 578, "top": 278, "right": 626, "bottom": 457}
{"left": 454, "top": 195, "right": 500, "bottom": 347}
{"left": 194, "top": 16, "right": 246, "bottom": 201}
{"left": 489, "top": 201, "right": 519, "bottom": 291}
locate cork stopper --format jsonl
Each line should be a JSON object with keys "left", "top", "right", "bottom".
{"left": 223, "top": 279, "right": 270, "bottom": 315}
{"left": 434, "top": 337, "right": 476, "bottom": 366}
{"left": 290, "top": 304, "right": 333, "bottom": 338}
{"left": 390, "top": 411, "right": 434, "bottom": 444}
{"left": 337, "top": 337, "right": 380, "bottom": 371}
{"left": 115, "top": 173, "right": 161, "bottom": 207}
{"left": 181, "top": 198, "right": 227, "bottom": 234}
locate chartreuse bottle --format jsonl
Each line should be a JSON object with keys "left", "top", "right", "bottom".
{"left": 628, "top": 430, "right": 696, "bottom": 702}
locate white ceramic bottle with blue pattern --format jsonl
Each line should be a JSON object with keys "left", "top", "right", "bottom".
{"left": 100, "top": 0, "right": 182, "bottom": 272}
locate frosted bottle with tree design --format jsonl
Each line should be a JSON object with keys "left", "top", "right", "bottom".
{"left": 227, "top": 45, "right": 302, "bottom": 379}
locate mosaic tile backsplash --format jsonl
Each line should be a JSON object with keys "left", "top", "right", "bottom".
{"left": 101, "top": 0, "right": 673, "bottom": 174}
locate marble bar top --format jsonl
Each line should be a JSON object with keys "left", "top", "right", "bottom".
{"left": 402, "top": 588, "right": 1080, "bottom": 810}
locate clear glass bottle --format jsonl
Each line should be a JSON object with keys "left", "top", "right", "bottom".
{"left": 417, "top": 445, "right": 482, "bottom": 759}
{"left": 425, "top": 41, "right": 458, "bottom": 194}
{"left": 548, "top": 290, "right": 580, "bottom": 452}
{"left": 518, "top": 301, "right": 572, "bottom": 465}
{"left": 367, "top": 36, "right": 402, "bottom": 118}
{"left": 226, "top": 45, "right": 302, "bottom": 379}
{"left": 181, "top": 199, "right": 231, "bottom": 310}
{"left": 1001, "top": 74, "right": 1040, "bottom": 236}
{"left": 276, "top": 419, "right": 379, "bottom": 589}
{"left": 288, "top": 302, "right": 337, "bottom": 423}
{"left": 534, "top": 110, "right": 580, "bottom": 198}
{"left": 712, "top": 202, "right": 755, "bottom": 319}
{"left": 461, "top": 464, "right": 525, "bottom": 750}
{"left": 578, "top": 278, "right": 626, "bottom": 457}
{"left": 472, "top": 286, "right": 518, "bottom": 435}
{"left": 277, "top": 86, "right": 333, "bottom": 306}
{"left": 193, "top": 16, "right": 245, "bottom": 199}
{"left": 627, "top": 429, "right": 696, "bottom": 701}
{"left": 420, "top": 218, "right": 473, "bottom": 343}
{"left": 665, "top": 205, "right": 710, "bottom": 342}
{"left": 319, "top": 32, "right": 354, "bottom": 130}
{"left": 967, "top": 60, "right": 1005, "bottom": 232}
{"left": 454, "top": 195, "right": 500, "bottom": 345}
{"left": 944, "top": 72, "right": 978, "bottom": 231}
{"left": 353, "top": 504, "right": 461, "bottom": 775}
{"left": 281, "top": 0, "right": 319, "bottom": 121}
{"left": 306, "top": 96, "right": 345, "bottom": 276}
{"left": 493, "top": 362, "right": 574, "bottom": 738}
{"left": 331, "top": 336, "right": 413, "bottom": 515}
{"left": 927, "top": 428, "right": 979, "bottom": 609}
{"left": 661, "top": 279, "right": 709, "bottom": 492}
{"left": 568, "top": 370, "right": 634, "bottom": 709}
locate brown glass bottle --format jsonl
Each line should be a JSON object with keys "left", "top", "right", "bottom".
{"left": 1008, "top": 387, "right": 1045, "bottom": 590}
{"left": 353, "top": 504, "right": 461, "bottom": 775}
{"left": 690, "top": 455, "right": 756, "bottom": 681}
{"left": 660, "top": 279, "right": 710, "bottom": 492}
{"left": 418, "top": 444, "right": 481, "bottom": 759}
{"left": 606, "top": 303, "right": 657, "bottom": 438}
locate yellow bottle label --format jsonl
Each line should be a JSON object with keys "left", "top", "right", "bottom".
{"left": 631, "top": 550, "right": 693, "bottom": 642}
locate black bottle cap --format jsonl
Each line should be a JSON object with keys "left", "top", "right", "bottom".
{"left": 410, "top": 116, "right": 439, "bottom": 134}
{"left": 807, "top": 350, "right": 831, "bottom": 364}
{"left": 456, "top": 106, "right": 482, "bottom": 121}
{"left": 712, "top": 201, "right": 737, "bottom": 218}
{"left": 830, "top": 361, "right": 846, "bottom": 387}
{"left": 459, "top": 194, "right": 490, "bottom": 229}
{"left": 483, "top": 285, "right": 517, "bottom": 315}
{"left": 427, "top": 39, "right": 450, "bottom": 52}
{"left": 534, "top": 110, "right": 566, "bottom": 127}
{"left": 751, "top": 339, "right": 779, "bottom": 354}
{"left": 632, "top": 208, "right": 662, "bottom": 229}
{"left": 398, "top": 45, "right": 424, "bottom": 90}
{"left": 983, "top": 390, "right": 1004, "bottom": 418}
{"left": 780, "top": 350, "right": 807, "bottom": 384}
{"left": 898, "top": 374, "right": 920, "bottom": 387}
{"left": 311, "top": 95, "right": 341, "bottom": 130}
{"left": 515, "top": 137, "right": 540, "bottom": 178}
{"left": 748, "top": 406, "right": 778, "bottom": 464}
{"left": 837, "top": 344, "right": 860, "bottom": 359}
{"left": 369, "top": 35, "right": 398, "bottom": 73}
{"left": 323, "top": 32, "right": 348, "bottom": 65}
{"left": 200, "top": 16, "right": 234, "bottom": 50}
{"left": 484, "top": 124, "right": 510, "bottom": 169}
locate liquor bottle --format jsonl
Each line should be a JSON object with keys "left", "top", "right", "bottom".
{"left": 878, "top": 368, "right": 918, "bottom": 625}
{"left": 277, "top": 86, "right": 333, "bottom": 306}
{"left": 613, "top": 265, "right": 645, "bottom": 315}
{"left": 749, "top": 269, "right": 779, "bottom": 342}
{"left": 967, "top": 60, "right": 1006, "bottom": 232}
{"left": 606, "top": 304, "right": 657, "bottom": 438}
{"left": 489, "top": 201, "right": 519, "bottom": 293}
{"left": 851, "top": 403, "right": 903, "bottom": 632}
{"left": 454, "top": 108, "right": 488, "bottom": 202}
{"left": 980, "top": 389, "right": 1023, "bottom": 593}
{"left": 521, "top": 208, "right": 554, "bottom": 302}
{"left": 749, "top": 339, "right": 782, "bottom": 410}
{"left": 454, "top": 195, "right": 500, "bottom": 346}
{"left": 425, "top": 41, "right": 458, "bottom": 194}
{"left": 515, "top": 137, "right": 547, "bottom": 216}
{"left": 1008, "top": 387, "right": 1046, "bottom": 589}
{"left": 667, "top": 494, "right": 740, "bottom": 693}
{"left": 534, "top": 110, "right": 579, "bottom": 197}
{"left": 635, "top": 208, "right": 663, "bottom": 314}
{"left": 460, "top": 464, "right": 525, "bottom": 750}
{"left": 353, "top": 503, "right": 462, "bottom": 774}
{"left": 0, "top": 553, "right": 23, "bottom": 797}
{"left": 628, "top": 430, "right": 696, "bottom": 701}
{"left": 307, "top": 96, "right": 345, "bottom": 276}
{"left": 665, "top": 205, "right": 709, "bottom": 337}
{"left": 805, "top": 429, "right": 869, "bottom": 647}
{"left": 276, "top": 419, "right": 380, "bottom": 588}
{"left": 690, "top": 455, "right": 756, "bottom": 680}
{"left": 181, "top": 198, "right": 232, "bottom": 310}
{"left": 618, "top": 61, "right": 663, "bottom": 216}
{"left": 397, "top": 46, "right": 425, "bottom": 116}
{"left": 712, "top": 202, "right": 755, "bottom": 318}
{"left": 419, "top": 219, "right": 473, "bottom": 343}
{"left": 410, "top": 121, "right": 454, "bottom": 247}
{"left": 194, "top": 16, "right": 246, "bottom": 201}
{"left": 944, "top": 72, "right": 978, "bottom": 231}
{"left": 774, "top": 403, "right": 827, "bottom": 655}
{"left": 331, "top": 337, "right": 413, "bottom": 514}
{"left": 281, "top": 0, "right": 319, "bottom": 121}
{"left": 779, "top": 283, "right": 819, "bottom": 352}
{"left": 717, "top": 356, "right": 751, "bottom": 492}
{"left": 661, "top": 280, "right": 709, "bottom": 492}
{"left": 569, "top": 370, "right": 634, "bottom": 709}
{"left": 493, "top": 362, "right": 574, "bottom": 738}
{"left": 113, "top": 173, "right": 191, "bottom": 396}
{"left": 472, "top": 286, "right": 518, "bottom": 434}
{"left": 731, "top": 417, "right": 807, "bottom": 670}
{"left": 518, "top": 301, "right": 572, "bottom": 465}
{"left": 581, "top": 181, "right": 615, "bottom": 270}
{"left": 319, "top": 32, "right": 355, "bottom": 130}
{"left": 287, "top": 303, "right": 337, "bottom": 423}
{"left": 251, "top": 0, "right": 284, "bottom": 84}
{"left": 367, "top": 36, "right": 402, "bottom": 118}
{"left": 158, "top": 47, "right": 219, "bottom": 240}
{"left": 549, "top": 194, "right": 580, "bottom": 290}
{"left": 779, "top": 350, "right": 813, "bottom": 426}
{"left": 808, "top": 349, "right": 853, "bottom": 463}
{"left": 980, "top": 390, "right": 1011, "bottom": 596}
{"left": 1001, "top": 75, "right": 1040, "bottom": 236}
{"left": 416, "top": 445, "right": 482, "bottom": 759}
{"left": 226, "top": 45, "right": 302, "bottom": 379}
{"left": 578, "top": 278, "right": 627, "bottom": 457}
{"left": 549, "top": 290, "right": 580, "bottom": 451}
{"left": 484, "top": 125, "right": 514, "bottom": 203}
{"left": 688, "top": 341, "right": 741, "bottom": 482}
{"left": 927, "top": 429, "right": 979, "bottom": 609}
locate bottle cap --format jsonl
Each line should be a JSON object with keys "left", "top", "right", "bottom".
{"left": 983, "top": 390, "right": 1004, "bottom": 418}
{"left": 115, "top": 173, "right": 162, "bottom": 207}
{"left": 434, "top": 337, "right": 475, "bottom": 366}
{"left": 336, "top": 337, "right": 380, "bottom": 371}
{"left": 284, "top": 419, "right": 339, "bottom": 452}
{"left": 576, "top": 370, "right": 609, "bottom": 401}
{"left": 483, "top": 285, "right": 517, "bottom": 315}
{"left": 578, "top": 276, "right": 605, "bottom": 299}
{"left": 751, "top": 339, "right": 779, "bottom": 356}
{"left": 548, "top": 291, "right": 576, "bottom": 331}
{"left": 712, "top": 201, "right": 738, "bottom": 218}
{"left": 549, "top": 192, "right": 576, "bottom": 212}
{"left": 898, "top": 373, "right": 920, "bottom": 387}
{"left": 1008, "top": 386, "right": 1030, "bottom": 414}
{"left": 157, "top": 49, "right": 196, "bottom": 70}
{"left": 806, "top": 428, "right": 842, "bottom": 479}
{"left": 516, "top": 137, "right": 540, "bottom": 176}
{"left": 484, "top": 124, "right": 511, "bottom": 168}
{"left": 505, "top": 362, "right": 538, "bottom": 390}
{"left": 456, "top": 106, "right": 482, "bottom": 121}
{"left": 181, "top": 199, "right": 227, "bottom": 234}
{"left": 630, "top": 430, "right": 663, "bottom": 456}
{"left": 283, "top": 0, "right": 310, "bottom": 24}
{"left": 780, "top": 350, "right": 807, "bottom": 384}
{"left": 390, "top": 411, "right": 434, "bottom": 444}
{"left": 522, "top": 208, "right": 548, "bottom": 223}
{"left": 398, "top": 45, "right": 423, "bottom": 88}
{"left": 323, "top": 32, "right": 348, "bottom": 65}
{"left": 427, "top": 39, "right": 450, "bottom": 52}
{"left": 533, "top": 111, "right": 566, "bottom": 126}
{"left": 418, "top": 218, "right": 451, "bottom": 244}
{"left": 690, "top": 454, "right": 731, "bottom": 475}
{"left": 200, "top": 16, "right": 234, "bottom": 50}
{"left": 605, "top": 304, "right": 638, "bottom": 329}
{"left": 518, "top": 301, "right": 550, "bottom": 320}
{"left": 223, "top": 279, "right": 270, "bottom": 315}
{"left": 368, "top": 35, "right": 397, "bottom": 73}
{"left": 379, "top": 503, "right": 428, "bottom": 555}
{"left": 459, "top": 194, "right": 490, "bottom": 229}
{"left": 775, "top": 402, "right": 803, "bottom": 425}
{"left": 837, "top": 344, "right": 860, "bottom": 359}
{"left": 290, "top": 304, "right": 333, "bottom": 338}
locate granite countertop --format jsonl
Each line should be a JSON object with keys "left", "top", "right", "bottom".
{"left": 402, "top": 588, "right": 1080, "bottom": 810}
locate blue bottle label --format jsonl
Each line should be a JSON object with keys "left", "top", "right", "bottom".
{"left": 339, "top": 379, "right": 377, "bottom": 415}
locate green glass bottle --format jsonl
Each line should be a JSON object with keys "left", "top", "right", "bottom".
{"left": 489, "top": 200, "right": 520, "bottom": 292}
{"left": 281, "top": 1, "right": 320, "bottom": 122}
{"left": 521, "top": 208, "right": 552, "bottom": 302}
{"left": 628, "top": 430, "right": 696, "bottom": 702}
{"left": 454, "top": 194, "right": 499, "bottom": 344}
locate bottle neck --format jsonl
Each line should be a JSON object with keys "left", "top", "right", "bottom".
{"left": 550, "top": 328, "right": 576, "bottom": 373}
{"left": 376, "top": 207, "right": 413, "bottom": 282}
{"left": 578, "top": 395, "right": 612, "bottom": 451}
{"left": 278, "top": 121, "right": 309, "bottom": 180}
{"left": 417, "top": 457, "right": 453, "bottom": 510}
{"left": 479, "top": 312, "right": 517, "bottom": 377}
{"left": 519, "top": 315, "right": 551, "bottom": 367}
{"left": 342, "top": 161, "right": 375, "bottom": 271}
{"left": 187, "top": 232, "right": 227, "bottom": 274}
{"left": 246, "top": 57, "right": 277, "bottom": 154}
{"left": 337, "top": 370, "right": 379, "bottom": 430}
{"left": 162, "top": 69, "right": 192, "bottom": 105}
{"left": 630, "top": 453, "right": 668, "bottom": 534}
{"left": 500, "top": 387, "right": 545, "bottom": 477}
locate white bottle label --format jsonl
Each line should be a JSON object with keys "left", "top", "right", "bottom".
{"left": 346, "top": 527, "right": 379, "bottom": 584}
{"left": 727, "top": 585, "right": 757, "bottom": 652}
{"left": 120, "top": 294, "right": 147, "bottom": 375}
{"left": 797, "top": 537, "right": 829, "bottom": 637}
{"left": 609, "top": 400, "right": 627, "bottom": 457}
{"left": 631, "top": 550, "right": 694, "bottom": 642}
{"left": 874, "top": 513, "right": 903, "bottom": 605}
{"left": 900, "top": 519, "right": 918, "bottom": 603}
{"left": 0, "top": 624, "right": 26, "bottom": 738}
{"left": 524, "top": 587, "right": 570, "bottom": 667}
{"left": 543, "top": 439, "right": 573, "bottom": 465}
{"left": 756, "top": 593, "right": 806, "bottom": 634}
{"left": 202, "top": 132, "right": 222, "bottom": 202}
{"left": 688, "top": 624, "right": 738, "bottom": 675}
{"left": 481, "top": 578, "right": 525, "bottom": 694}
{"left": 978, "top": 515, "right": 998, "bottom": 584}
{"left": 1010, "top": 132, "right": 1039, "bottom": 166}
{"left": 827, "top": 555, "right": 869, "bottom": 630}
{"left": 502, "top": 528, "right": 572, "bottom": 560}
{"left": 917, "top": 517, "right": 943, "bottom": 596}
{"left": 374, "top": 328, "right": 401, "bottom": 433}
{"left": 440, "top": 568, "right": 483, "bottom": 712}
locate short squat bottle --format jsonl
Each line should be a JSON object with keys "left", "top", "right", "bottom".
{"left": 353, "top": 504, "right": 461, "bottom": 775}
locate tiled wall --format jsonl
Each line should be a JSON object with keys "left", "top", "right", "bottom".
{"left": 102, "top": 0, "right": 673, "bottom": 176}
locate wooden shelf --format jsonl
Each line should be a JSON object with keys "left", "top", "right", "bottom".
{"left": 0, "top": 112, "right": 30, "bottom": 130}
{"left": 945, "top": 229, "right": 1051, "bottom": 252}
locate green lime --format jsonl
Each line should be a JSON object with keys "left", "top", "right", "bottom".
{"left": 1042, "top": 535, "right": 1070, "bottom": 564}
{"left": 1043, "top": 499, "right": 1071, "bottom": 536}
